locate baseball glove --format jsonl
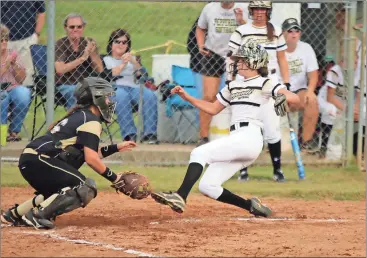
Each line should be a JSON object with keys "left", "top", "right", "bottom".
{"left": 111, "top": 171, "right": 151, "bottom": 200}
{"left": 274, "top": 94, "right": 289, "bottom": 116}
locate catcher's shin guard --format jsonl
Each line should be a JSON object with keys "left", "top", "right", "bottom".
{"left": 33, "top": 178, "right": 97, "bottom": 221}
{"left": 151, "top": 191, "right": 185, "bottom": 213}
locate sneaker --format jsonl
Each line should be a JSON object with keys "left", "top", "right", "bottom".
{"left": 141, "top": 134, "right": 159, "bottom": 145}
{"left": 22, "top": 210, "right": 55, "bottom": 230}
{"left": 273, "top": 169, "right": 285, "bottom": 182}
{"left": 238, "top": 168, "right": 249, "bottom": 181}
{"left": 1, "top": 207, "right": 29, "bottom": 227}
{"left": 124, "top": 134, "right": 137, "bottom": 143}
{"left": 318, "top": 146, "right": 327, "bottom": 159}
{"left": 197, "top": 137, "right": 209, "bottom": 147}
{"left": 249, "top": 197, "right": 272, "bottom": 217}
{"left": 301, "top": 141, "right": 318, "bottom": 154}
{"left": 151, "top": 191, "right": 186, "bottom": 213}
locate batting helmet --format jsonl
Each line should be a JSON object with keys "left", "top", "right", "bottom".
{"left": 230, "top": 39, "right": 269, "bottom": 70}
{"left": 74, "top": 77, "right": 116, "bottom": 123}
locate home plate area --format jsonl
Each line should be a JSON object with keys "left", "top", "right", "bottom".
{"left": 1, "top": 187, "right": 365, "bottom": 257}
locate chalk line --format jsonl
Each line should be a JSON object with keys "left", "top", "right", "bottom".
{"left": 21, "top": 231, "right": 160, "bottom": 257}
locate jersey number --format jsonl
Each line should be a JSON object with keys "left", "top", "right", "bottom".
{"left": 50, "top": 118, "right": 68, "bottom": 134}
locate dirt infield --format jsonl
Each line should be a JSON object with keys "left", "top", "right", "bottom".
{"left": 1, "top": 187, "right": 365, "bottom": 257}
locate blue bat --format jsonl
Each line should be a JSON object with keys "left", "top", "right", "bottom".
{"left": 287, "top": 113, "right": 305, "bottom": 180}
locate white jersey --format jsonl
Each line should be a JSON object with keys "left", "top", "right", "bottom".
{"left": 197, "top": 2, "right": 249, "bottom": 57}
{"left": 286, "top": 41, "right": 319, "bottom": 92}
{"left": 216, "top": 75, "right": 284, "bottom": 128}
{"left": 228, "top": 22, "right": 287, "bottom": 71}
{"left": 318, "top": 64, "right": 345, "bottom": 104}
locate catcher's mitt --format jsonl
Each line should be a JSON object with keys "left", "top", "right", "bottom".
{"left": 274, "top": 94, "right": 289, "bottom": 117}
{"left": 111, "top": 171, "right": 151, "bottom": 200}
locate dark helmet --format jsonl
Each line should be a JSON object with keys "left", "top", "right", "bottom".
{"left": 74, "top": 77, "right": 116, "bottom": 123}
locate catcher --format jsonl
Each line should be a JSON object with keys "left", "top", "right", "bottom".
{"left": 1, "top": 77, "right": 151, "bottom": 230}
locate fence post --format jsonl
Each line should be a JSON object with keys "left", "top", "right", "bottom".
{"left": 46, "top": 0, "right": 56, "bottom": 127}
{"left": 345, "top": 1, "right": 357, "bottom": 165}
{"left": 357, "top": 1, "right": 366, "bottom": 170}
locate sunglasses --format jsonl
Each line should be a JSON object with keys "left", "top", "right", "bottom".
{"left": 68, "top": 25, "right": 83, "bottom": 30}
{"left": 287, "top": 29, "right": 301, "bottom": 33}
{"left": 113, "top": 39, "right": 128, "bottom": 45}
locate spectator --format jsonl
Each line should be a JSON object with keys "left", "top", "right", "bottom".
{"left": 196, "top": 1, "right": 248, "bottom": 146}
{"left": 55, "top": 13, "right": 104, "bottom": 110}
{"left": 281, "top": 18, "right": 319, "bottom": 149}
{"left": 0, "top": 24, "right": 31, "bottom": 142}
{"left": 0, "top": 1, "right": 45, "bottom": 86}
{"left": 103, "top": 28, "right": 158, "bottom": 144}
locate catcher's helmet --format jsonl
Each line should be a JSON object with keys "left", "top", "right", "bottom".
{"left": 248, "top": 1, "right": 273, "bottom": 19}
{"left": 74, "top": 77, "right": 116, "bottom": 123}
{"left": 230, "top": 39, "right": 269, "bottom": 70}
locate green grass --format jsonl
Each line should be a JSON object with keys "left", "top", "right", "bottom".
{"left": 1, "top": 163, "right": 365, "bottom": 201}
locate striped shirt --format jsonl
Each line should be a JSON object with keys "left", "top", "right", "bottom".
{"left": 228, "top": 22, "right": 287, "bottom": 71}
{"left": 217, "top": 75, "right": 284, "bottom": 128}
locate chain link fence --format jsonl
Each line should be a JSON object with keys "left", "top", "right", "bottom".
{"left": 0, "top": 0, "right": 365, "bottom": 167}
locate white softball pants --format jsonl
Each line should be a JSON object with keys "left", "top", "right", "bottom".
{"left": 189, "top": 123, "right": 263, "bottom": 199}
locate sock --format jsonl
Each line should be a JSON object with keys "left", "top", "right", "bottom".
{"left": 353, "top": 126, "right": 365, "bottom": 156}
{"left": 321, "top": 122, "right": 333, "bottom": 149}
{"left": 10, "top": 195, "right": 44, "bottom": 218}
{"left": 268, "top": 140, "right": 281, "bottom": 172}
{"left": 217, "top": 188, "right": 251, "bottom": 211}
{"left": 177, "top": 162, "right": 203, "bottom": 201}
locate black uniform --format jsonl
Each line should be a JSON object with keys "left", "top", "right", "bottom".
{"left": 19, "top": 109, "right": 102, "bottom": 198}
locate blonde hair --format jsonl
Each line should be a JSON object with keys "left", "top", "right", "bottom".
{"left": 0, "top": 24, "right": 9, "bottom": 39}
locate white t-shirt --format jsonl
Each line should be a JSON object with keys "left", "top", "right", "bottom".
{"left": 285, "top": 41, "right": 319, "bottom": 92}
{"left": 103, "top": 56, "right": 140, "bottom": 88}
{"left": 320, "top": 64, "right": 345, "bottom": 103}
{"left": 197, "top": 2, "right": 249, "bottom": 57}
{"left": 228, "top": 22, "right": 287, "bottom": 71}
{"left": 217, "top": 75, "right": 285, "bottom": 127}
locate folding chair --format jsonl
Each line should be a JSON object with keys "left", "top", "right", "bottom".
{"left": 161, "top": 65, "right": 200, "bottom": 143}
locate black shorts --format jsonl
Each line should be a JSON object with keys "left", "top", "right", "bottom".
{"left": 19, "top": 153, "right": 86, "bottom": 198}
{"left": 199, "top": 52, "right": 225, "bottom": 78}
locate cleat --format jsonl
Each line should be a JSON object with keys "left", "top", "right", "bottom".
{"left": 151, "top": 191, "right": 185, "bottom": 213}
{"left": 1, "top": 206, "right": 29, "bottom": 227}
{"left": 238, "top": 168, "right": 249, "bottom": 182}
{"left": 273, "top": 169, "right": 285, "bottom": 182}
{"left": 318, "top": 147, "right": 327, "bottom": 159}
{"left": 22, "top": 210, "right": 55, "bottom": 230}
{"left": 249, "top": 197, "right": 272, "bottom": 217}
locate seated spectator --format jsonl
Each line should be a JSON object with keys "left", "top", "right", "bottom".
{"left": 55, "top": 13, "right": 103, "bottom": 110}
{"left": 0, "top": 24, "right": 31, "bottom": 142}
{"left": 103, "top": 28, "right": 158, "bottom": 144}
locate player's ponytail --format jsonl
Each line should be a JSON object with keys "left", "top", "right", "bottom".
{"left": 258, "top": 67, "right": 269, "bottom": 77}
{"left": 47, "top": 105, "right": 83, "bottom": 131}
{"left": 266, "top": 22, "right": 275, "bottom": 41}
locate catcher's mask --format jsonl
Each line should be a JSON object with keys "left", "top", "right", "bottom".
{"left": 248, "top": 1, "right": 272, "bottom": 20}
{"left": 74, "top": 77, "right": 116, "bottom": 123}
{"left": 229, "top": 39, "right": 269, "bottom": 74}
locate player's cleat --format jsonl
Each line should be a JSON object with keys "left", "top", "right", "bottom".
{"left": 249, "top": 197, "right": 272, "bottom": 217}
{"left": 318, "top": 146, "right": 327, "bottom": 159}
{"left": 196, "top": 137, "right": 209, "bottom": 147}
{"left": 238, "top": 168, "right": 249, "bottom": 181}
{"left": 1, "top": 207, "right": 29, "bottom": 227}
{"left": 151, "top": 191, "right": 185, "bottom": 213}
{"left": 273, "top": 169, "right": 285, "bottom": 182}
{"left": 22, "top": 210, "right": 55, "bottom": 230}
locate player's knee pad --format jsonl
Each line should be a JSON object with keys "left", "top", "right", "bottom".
{"left": 198, "top": 180, "right": 222, "bottom": 200}
{"left": 76, "top": 178, "right": 97, "bottom": 208}
{"left": 36, "top": 178, "right": 97, "bottom": 220}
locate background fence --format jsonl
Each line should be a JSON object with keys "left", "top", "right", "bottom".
{"left": 0, "top": 0, "right": 366, "bottom": 168}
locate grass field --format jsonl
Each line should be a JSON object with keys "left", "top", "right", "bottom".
{"left": 1, "top": 163, "right": 365, "bottom": 201}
